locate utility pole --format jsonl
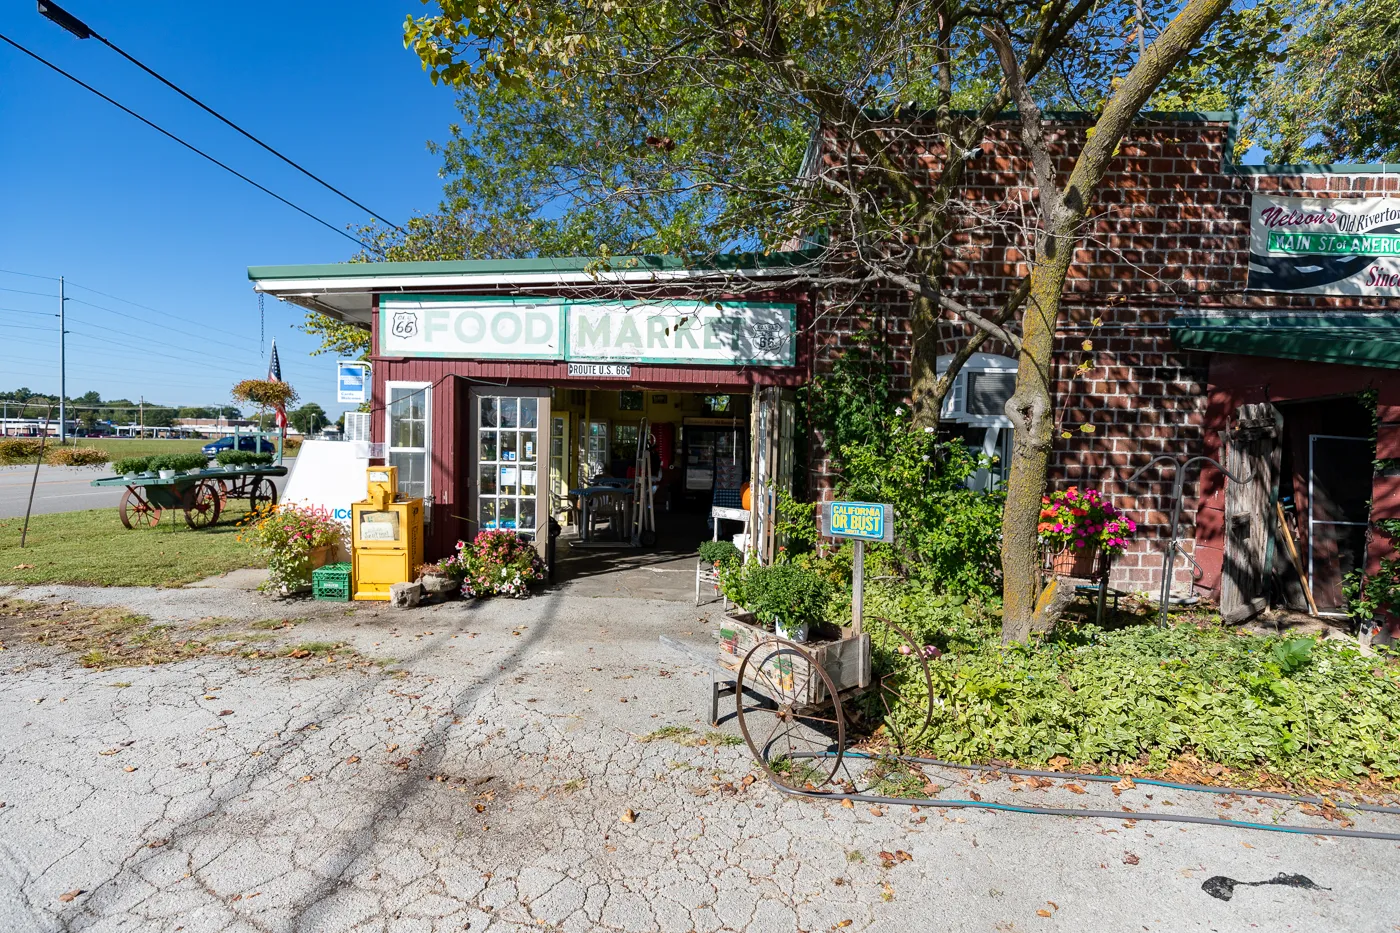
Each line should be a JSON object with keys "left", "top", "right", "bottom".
{"left": 58, "top": 275, "right": 67, "bottom": 443}
{"left": 139, "top": 395, "right": 144, "bottom": 438}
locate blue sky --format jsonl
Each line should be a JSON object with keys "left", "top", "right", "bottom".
{"left": 0, "top": 1, "right": 458, "bottom": 418}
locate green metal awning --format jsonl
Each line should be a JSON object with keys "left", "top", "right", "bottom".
{"left": 1170, "top": 313, "right": 1400, "bottom": 370}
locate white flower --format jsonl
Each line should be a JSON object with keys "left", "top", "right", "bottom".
{"left": 924, "top": 426, "right": 935, "bottom": 434}
{"left": 921, "top": 455, "right": 930, "bottom": 462}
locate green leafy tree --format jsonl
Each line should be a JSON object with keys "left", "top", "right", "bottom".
{"left": 289, "top": 402, "right": 330, "bottom": 435}
{"left": 1244, "top": 0, "right": 1399, "bottom": 163}
{"left": 398, "top": 0, "right": 1232, "bottom": 427}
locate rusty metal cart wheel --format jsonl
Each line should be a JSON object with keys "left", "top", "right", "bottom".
{"left": 248, "top": 476, "right": 278, "bottom": 513}
{"left": 869, "top": 616, "right": 934, "bottom": 754}
{"left": 119, "top": 487, "right": 163, "bottom": 529}
{"left": 182, "top": 481, "right": 222, "bottom": 529}
{"left": 735, "top": 638, "right": 846, "bottom": 790}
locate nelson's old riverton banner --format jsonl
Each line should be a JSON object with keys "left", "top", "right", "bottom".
{"left": 378, "top": 296, "right": 796, "bottom": 366}
{"left": 1249, "top": 194, "right": 1400, "bottom": 297}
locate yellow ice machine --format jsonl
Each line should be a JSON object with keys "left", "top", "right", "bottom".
{"left": 351, "top": 466, "right": 424, "bottom": 600}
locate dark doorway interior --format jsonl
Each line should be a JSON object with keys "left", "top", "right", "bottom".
{"left": 1277, "top": 396, "right": 1373, "bottom": 613}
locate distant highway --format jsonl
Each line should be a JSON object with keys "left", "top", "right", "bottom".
{"left": 0, "top": 462, "right": 295, "bottom": 519}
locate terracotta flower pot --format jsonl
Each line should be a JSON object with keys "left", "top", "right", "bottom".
{"left": 1049, "top": 546, "right": 1099, "bottom": 578}
{"left": 309, "top": 545, "right": 334, "bottom": 570}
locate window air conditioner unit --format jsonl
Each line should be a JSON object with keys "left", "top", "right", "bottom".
{"left": 938, "top": 353, "right": 1017, "bottom": 427}
{"left": 344, "top": 411, "right": 371, "bottom": 442}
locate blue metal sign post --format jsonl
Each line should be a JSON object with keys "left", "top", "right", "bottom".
{"left": 822, "top": 501, "right": 894, "bottom": 634}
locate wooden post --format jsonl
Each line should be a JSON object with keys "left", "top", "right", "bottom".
{"left": 851, "top": 539, "right": 864, "bottom": 636}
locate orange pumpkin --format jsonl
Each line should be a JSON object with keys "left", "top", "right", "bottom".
{"left": 741, "top": 482, "right": 752, "bottom": 510}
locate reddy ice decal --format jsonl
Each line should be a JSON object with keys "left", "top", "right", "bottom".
{"left": 1248, "top": 194, "right": 1400, "bottom": 296}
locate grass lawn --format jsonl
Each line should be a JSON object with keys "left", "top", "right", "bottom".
{"left": 72, "top": 438, "right": 209, "bottom": 460}
{"left": 0, "top": 508, "right": 260, "bottom": 587}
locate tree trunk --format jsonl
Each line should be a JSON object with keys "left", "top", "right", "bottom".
{"left": 997, "top": 0, "right": 1234, "bottom": 643}
{"left": 999, "top": 234, "right": 1075, "bottom": 643}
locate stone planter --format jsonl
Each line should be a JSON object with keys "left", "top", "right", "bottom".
{"left": 420, "top": 573, "right": 457, "bottom": 599}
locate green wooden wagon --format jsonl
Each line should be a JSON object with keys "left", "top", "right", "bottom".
{"left": 91, "top": 465, "right": 286, "bottom": 530}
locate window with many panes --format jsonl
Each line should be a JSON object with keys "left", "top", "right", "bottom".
{"left": 386, "top": 383, "right": 430, "bottom": 501}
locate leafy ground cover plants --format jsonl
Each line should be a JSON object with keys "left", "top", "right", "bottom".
{"left": 698, "top": 539, "right": 741, "bottom": 567}
{"left": 239, "top": 505, "right": 347, "bottom": 594}
{"left": 455, "top": 530, "right": 545, "bottom": 598}
{"left": 896, "top": 621, "right": 1400, "bottom": 787}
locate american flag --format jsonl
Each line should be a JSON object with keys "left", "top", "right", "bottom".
{"left": 268, "top": 340, "right": 287, "bottom": 430}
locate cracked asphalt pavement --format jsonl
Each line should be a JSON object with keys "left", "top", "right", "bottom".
{"left": 1, "top": 582, "right": 1398, "bottom": 932}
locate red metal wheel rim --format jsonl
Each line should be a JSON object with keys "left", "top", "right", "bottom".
{"left": 735, "top": 637, "right": 845, "bottom": 791}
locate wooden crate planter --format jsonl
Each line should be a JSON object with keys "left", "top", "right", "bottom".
{"left": 717, "top": 611, "right": 870, "bottom": 706}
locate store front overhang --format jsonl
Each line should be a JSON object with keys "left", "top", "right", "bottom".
{"left": 247, "top": 251, "right": 821, "bottom": 328}
{"left": 1170, "top": 313, "right": 1400, "bottom": 370}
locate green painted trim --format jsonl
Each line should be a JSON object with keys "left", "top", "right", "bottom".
{"left": 249, "top": 248, "right": 821, "bottom": 283}
{"left": 1170, "top": 315, "right": 1400, "bottom": 370}
{"left": 381, "top": 294, "right": 568, "bottom": 306}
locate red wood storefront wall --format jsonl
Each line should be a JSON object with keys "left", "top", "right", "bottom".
{"left": 369, "top": 291, "right": 814, "bottom": 557}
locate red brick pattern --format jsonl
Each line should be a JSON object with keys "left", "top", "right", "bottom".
{"left": 809, "top": 117, "right": 1400, "bottom": 596}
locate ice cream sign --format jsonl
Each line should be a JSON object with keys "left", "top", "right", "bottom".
{"left": 1248, "top": 194, "right": 1400, "bottom": 296}
{"left": 379, "top": 296, "right": 795, "bottom": 366}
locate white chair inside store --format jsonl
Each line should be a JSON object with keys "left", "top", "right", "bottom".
{"left": 696, "top": 505, "right": 752, "bottom": 607}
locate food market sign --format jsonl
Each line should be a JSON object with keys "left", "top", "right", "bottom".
{"left": 1249, "top": 195, "right": 1400, "bottom": 296}
{"left": 379, "top": 296, "right": 796, "bottom": 366}
{"left": 822, "top": 500, "right": 894, "bottom": 543}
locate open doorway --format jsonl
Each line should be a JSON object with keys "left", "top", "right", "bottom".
{"left": 1275, "top": 396, "right": 1373, "bottom": 615}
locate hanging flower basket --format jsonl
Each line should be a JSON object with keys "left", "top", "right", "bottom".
{"left": 1048, "top": 546, "right": 1100, "bottom": 578}
{"left": 232, "top": 379, "right": 298, "bottom": 410}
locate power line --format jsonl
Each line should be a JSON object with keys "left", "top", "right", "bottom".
{"left": 0, "top": 285, "right": 56, "bottom": 298}
{"left": 66, "top": 296, "right": 259, "bottom": 347}
{"left": 0, "top": 306, "right": 57, "bottom": 316}
{"left": 0, "top": 269, "right": 60, "bottom": 281}
{"left": 41, "top": 3, "right": 404, "bottom": 232}
{"left": 0, "top": 31, "right": 372, "bottom": 251}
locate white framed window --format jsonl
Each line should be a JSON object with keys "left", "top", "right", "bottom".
{"left": 385, "top": 381, "right": 431, "bottom": 502}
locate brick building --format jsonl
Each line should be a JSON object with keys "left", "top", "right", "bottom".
{"left": 250, "top": 111, "right": 1400, "bottom": 625}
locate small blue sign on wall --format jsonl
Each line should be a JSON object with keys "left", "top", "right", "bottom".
{"left": 823, "top": 500, "right": 894, "bottom": 543}
{"left": 337, "top": 361, "right": 370, "bottom": 404}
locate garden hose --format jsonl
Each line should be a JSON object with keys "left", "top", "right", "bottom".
{"left": 768, "top": 752, "right": 1400, "bottom": 843}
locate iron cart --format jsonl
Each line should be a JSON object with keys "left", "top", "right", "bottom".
{"left": 90, "top": 465, "right": 285, "bottom": 530}
{"left": 714, "top": 611, "right": 936, "bottom": 790}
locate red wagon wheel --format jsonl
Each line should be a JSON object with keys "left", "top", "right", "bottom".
{"left": 182, "top": 481, "right": 222, "bottom": 529}
{"left": 248, "top": 477, "right": 278, "bottom": 514}
{"left": 120, "top": 487, "right": 162, "bottom": 529}
{"left": 869, "top": 616, "right": 935, "bottom": 754}
{"left": 735, "top": 638, "right": 846, "bottom": 791}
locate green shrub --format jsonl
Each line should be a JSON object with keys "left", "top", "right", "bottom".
{"left": 698, "top": 540, "right": 741, "bottom": 566}
{"left": 803, "top": 341, "right": 1004, "bottom": 598}
{"left": 897, "top": 623, "right": 1400, "bottom": 783}
{"left": 113, "top": 456, "right": 152, "bottom": 475}
{"left": 215, "top": 450, "right": 274, "bottom": 467}
{"left": 730, "top": 560, "right": 832, "bottom": 637}
{"left": 148, "top": 453, "right": 209, "bottom": 472}
{"left": 46, "top": 446, "right": 108, "bottom": 468}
